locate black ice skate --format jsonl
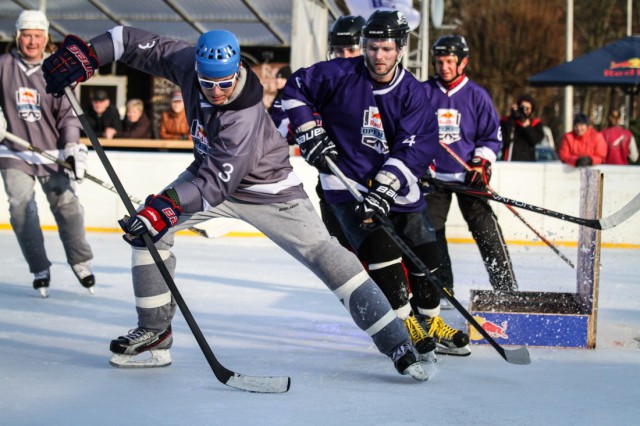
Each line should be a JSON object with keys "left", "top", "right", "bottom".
{"left": 420, "top": 315, "right": 471, "bottom": 356}
{"left": 109, "top": 326, "right": 173, "bottom": 368}
{"left": 403, "top": 315, "right": 437, "bottom": 363}
{"left": 33, "top": 269, "right": 50, "bottom": 298}
{"left": 71, "top": 261, "right": 95, "bottom": 294}
{"left": 391, "top": 343, "right": 429, "bottom": 381}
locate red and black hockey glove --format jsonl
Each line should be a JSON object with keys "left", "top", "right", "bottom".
{"left": 119, "top": 192, "right": 182, "bottom": 247}
{"left": 465, "top": 157, "right": 492, "bottom": 190}
{"left": 294, "top": 125, "right": 338, "bottom": 173}
{"left": 42, "top": 34, "right": 99, "bottom": 97}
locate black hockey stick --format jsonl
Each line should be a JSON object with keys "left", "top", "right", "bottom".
{"left": 439, "top": 142, "right": 575, "bottom": 268}
{"left": 326, "top": 158, "right": 531, "bottom": 365}
{"left": 64, "top": 86, "right": 290, "bottom": 393}
{"left": 1, "top": 130, "right": 209, "bottom": 238}
{"left": 427, "top": 178, "right": 640, "bottom": 231}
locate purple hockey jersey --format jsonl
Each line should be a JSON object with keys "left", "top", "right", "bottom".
{"left": 282, "top": 57, "right": 439, "bottom": 212}
{"left": 423, "top": 77, "right": 502, "bottom": 183}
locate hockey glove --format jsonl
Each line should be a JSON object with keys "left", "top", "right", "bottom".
{"left": 355, "top": 172, "right": 399, "bottom": 226}
{"left": 63, "top": 143, "right": 89, "bottom": 182}
{"left": 294, "top": 125, "right": 338, "bottom": 173}
{"left": 575, "top": 156, "right": 593, "bottom": 167}
{"left": 465, "top": 157, "right": 492, "bottom": 189}
{"left": 119, "top": 192, "right": 182, "bottom": 247}
{"left": 42, "top": 35, "right": 99, "bottom": 97}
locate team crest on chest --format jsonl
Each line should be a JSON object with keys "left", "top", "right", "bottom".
{"left": 190, "top": 120, "right": 210, "bottom": 155}
{"left": 16, "top": 87, "right": 42, "bottom": 122}
{"left": 437, "top": 108, "right": 462, "bottom": 145}
{"left": 360, "top": 106, "right": 388, "bottom": 154}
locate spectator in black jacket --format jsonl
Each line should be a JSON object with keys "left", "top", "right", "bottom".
{"left": 84, "top": 89, "right": 122, "bottom": 139}
{"left": 500, "top": 94, "right": 544, "bottom": 161}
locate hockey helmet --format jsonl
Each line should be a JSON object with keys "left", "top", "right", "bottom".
{"left": 195, "top": 30, "right": 241, "bottom": 78}
{"left": 361, "top": 10, "right": 410, "bottom": 48}
{"left": 431, "top": 35, "right": 469, "bottom": 63}
{"left": 16, "top": 10, "right": 49, "bottom": 32}
{"left": 329, "top": 15, "right": 366, "bottom": 47}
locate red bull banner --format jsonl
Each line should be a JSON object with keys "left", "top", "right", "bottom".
{"left": 469, "top": 312, "right": 589, "bottom": 348}
{"left": 604, "top": 57, "right": 640, "bottom": 78}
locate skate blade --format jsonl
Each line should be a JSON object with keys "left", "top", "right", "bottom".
{"left": 109, "top": 349, "right": 172, "bottom": 368}
{"left": 404, "top": 362, "right": 429, "bottom": 382}
{"left": 38, "top": 287, "right": 49, "bottom": 298}
{"left": 87, "top": 286, "right": 95, "bottom": 295}
{"left": 435, "top": 343, "right": 471, "bottom": 356}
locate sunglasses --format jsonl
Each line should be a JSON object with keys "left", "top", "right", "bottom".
{"left": 198, "top": 74, "right": 237, "bottom": 90}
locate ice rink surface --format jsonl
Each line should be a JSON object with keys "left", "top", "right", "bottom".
{"left": 0, "top": 230, "right": 638, "bottom": 425}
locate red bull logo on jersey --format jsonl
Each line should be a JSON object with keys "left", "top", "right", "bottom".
{"left": 190, "top": 120, "right": 209, "bottom": 155}
{"left": 361, "top": 107, "right": 388, "bottom": 154}
{"left": 16, "top": 87, "right": 42, "bottom": 122}
{"left": 604, "top": 57, "right": 640, "bottom": 78}
{"left": 436, "top": 108, "right": 461, "bottom": 145}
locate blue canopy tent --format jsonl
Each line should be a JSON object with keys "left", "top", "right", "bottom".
{"left": 529, "top": 35, "right": 640, "bottom": 121}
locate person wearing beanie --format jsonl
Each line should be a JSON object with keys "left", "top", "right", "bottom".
{"left": 159, "top": 89, "right": 190, "bottom": 140}
{"left": 0, "top": 9, "right": 95, "bottom": 297}
{"left": 558, "top": 113, "right": 608, "bottom": 167}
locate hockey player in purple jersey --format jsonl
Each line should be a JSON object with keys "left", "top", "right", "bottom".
{"left": 41, "top": 27, "right": 431, "bottom": 380}
{"left": 0, "top": 10, "right": 95, "bottom": 298}
{"left": 423, "top": 35, "right": 518, "bottom": 301}
{"left": 283, "top": 10, "right": 470, "bottom": 357}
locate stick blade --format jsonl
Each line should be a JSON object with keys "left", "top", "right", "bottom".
{"left": 503, "top": 346, "right": 531, "bottom": 365}
{"left": 225, "top": 373, "right": 291, "bottom": 393}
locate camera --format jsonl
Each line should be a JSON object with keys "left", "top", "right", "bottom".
{"left": 511, "top": 105, "right": 526, "bottom": 120}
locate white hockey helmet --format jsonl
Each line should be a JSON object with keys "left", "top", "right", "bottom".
{"left": 16, "top": 10, "right": 50, "bottom": 32}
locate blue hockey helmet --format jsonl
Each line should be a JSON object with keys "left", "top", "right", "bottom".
{"left": 195, "top": 30, "right": 241, "bottom": 78}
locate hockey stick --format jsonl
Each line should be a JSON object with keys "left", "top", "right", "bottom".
{"left": 1, "top": 130, "right": 209, "bottom": 238}
{"left": 325, "top": 158, "right": 530, "bottom": 365}
{"left": 439, "top": 143, "right": 575, "bottom": 269}
{"left": 427, "top": 178, "right": 640, "bottom": 231}
{"left": 64, "top": 86, "right": 290, "bottom": 393}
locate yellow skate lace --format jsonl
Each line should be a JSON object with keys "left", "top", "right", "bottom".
{"left": 426, "top": 316, "right": 458, "bottom": 341}
{"left": 403, "top": 316, "right": 428, "bottom": 345}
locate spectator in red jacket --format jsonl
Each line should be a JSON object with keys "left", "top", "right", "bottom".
{"left": 558, "top": 113, "right": 608, "bottom": 167}
{"left": 601, "top": 109, "right": 639, "bottom": 165}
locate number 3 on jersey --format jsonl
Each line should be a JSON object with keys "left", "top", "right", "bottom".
{"left": 218, "top": 163, "right": 233, "bottom": 182}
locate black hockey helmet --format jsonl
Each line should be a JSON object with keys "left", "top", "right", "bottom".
{"left": 431, "top": 35, "right": 469, "bottom": 63}
{"left": 361, "top": 10, "right": 410, "bottom": 48}
{"left": 329, "top": 15, "right": 366, "bottom": 47}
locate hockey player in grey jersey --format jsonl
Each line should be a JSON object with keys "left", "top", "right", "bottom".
{"left": 0, "top": 10, "right": 95, "bottom": 298}
{"left": 42, "top": 27, "right": 430, "bottom": 380}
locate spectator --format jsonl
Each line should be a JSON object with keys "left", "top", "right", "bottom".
{"left": 0, "top": 9, "right": 95, "bottom": 297}
{"left": 268, "top": 65, "right": 291, "bottom": 139}
{"left": 159, "top": 90, "right": 189, "bottom": 140}
{"left": 500, "top": 94, "right": 544, "bottom": 161}
{"left": 85, "top": 89, "right": 121, "bottom": 139}
{"left": 116, "top": 98, "right": 152, "bottom": 139}
{"left": 558, "top": 113, "right": 608, "bottom": 167}
{"left": 601, "top": 109, "right": 638, "bottom": 165}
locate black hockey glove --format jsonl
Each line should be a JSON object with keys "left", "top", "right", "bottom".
{"left": 575, "top": 156, "right": 593, "bottom": 167}
{"left": 465, "top": 157, "right": 492, "bottom": 189}
{"left": 355, "top": 174, "right": 398, "bottom": 223}
{"left": 119, "top": 191, "right": 182, "bottom": 247}
{"left": 42, "top": 35, "right": 99, "bottom": 97}
{"left": 295, "top": 125, "right": 338, "bottom": 173}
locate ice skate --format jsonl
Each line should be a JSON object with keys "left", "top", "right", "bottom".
{"left": 403, "top": 316, "right": 437, "bottom": 363}
{"left": 33, "top": 269, "right": 50, "bottom": 298}
{"left": 420, "top": 315, "right": 471, "bottom": 356}
{"left": 109, "top": 326, "right": 173, "bottom": 368}
{"left": 391, "top": 343, "right": 429, "bottom": 381}
{"left": 71, "top": 261, "right": 95, "bottom": 294}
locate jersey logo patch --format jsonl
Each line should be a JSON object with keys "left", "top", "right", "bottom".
{"left": 191, "top": 120, "right": 210, "bottom": 155}
{"left": 16, "top": 87, "right": 42, "bottom": 122}
{"left": 360, "top": 106, "right": 388, "bottom": 154}
{"left": 437, "top": 108, "right": 461, "bottom": 145}
{"left": 138, "top": 41, "right": 156, "bottom": 50}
